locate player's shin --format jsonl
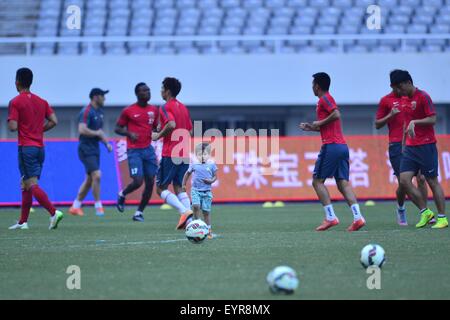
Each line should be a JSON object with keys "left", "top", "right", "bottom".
{"left": 19, "top": 189, "right": 33, "bottom": 224}
{"left": 161, "top": 190, "right": 187, "bottom": 214}
{"left": 30, "top": 185, "right": 56, "bottom": 215}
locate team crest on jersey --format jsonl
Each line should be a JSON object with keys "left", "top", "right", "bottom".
{"left": 411, "top": 101, "right": 417, "bottom": 110}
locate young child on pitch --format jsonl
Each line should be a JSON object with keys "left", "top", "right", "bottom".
{"left": 182, "top": 142, "right": 217, "bottom": 239}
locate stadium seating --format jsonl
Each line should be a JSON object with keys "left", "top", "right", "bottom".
{"left": 0, "top": 0, "right": 449, "bottom": 55}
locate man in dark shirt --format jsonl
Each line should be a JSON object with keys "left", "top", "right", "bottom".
{"left": 69, "top": 88, "right": 112, "bottom": 217}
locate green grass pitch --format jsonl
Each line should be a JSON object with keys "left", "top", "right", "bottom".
{"left": 0, "top": 201, "right": 449, "bottom": 300}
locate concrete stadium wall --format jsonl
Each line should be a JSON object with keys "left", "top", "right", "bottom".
{"left": 0, "top": 53, "right": 449, "bottom": 107}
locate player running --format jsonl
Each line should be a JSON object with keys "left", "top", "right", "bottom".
{"left": 115, "top": 83, "right": 159, "bottom": 222}
{"left": 7, "top": 68, "right": 64, "bottom": 230}
{"left": 300, "top": 72, "right": 366, "bottom": 232}
{"left": 152, "top": 77, "right": 193, "bottom": 230}
{"left": 182, "top": 143, "right": 218, "bottom": 239}
{"left": 69, "top": 88, "right": 112, "bottom": 217}
{"left": 375, "top": 70, "right": 428, "bottom": 226}
{"left": 393, "top": 70, "right": 448, "bottom": 229}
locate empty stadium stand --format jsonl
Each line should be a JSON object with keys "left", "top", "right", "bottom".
{"left": 0, "top": 0, "right": 449, "bottom": 55}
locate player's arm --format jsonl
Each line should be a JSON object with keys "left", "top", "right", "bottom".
{"left": 8, "top": 120, "right": 18, "bottom": 132}
{"left": 7, "top": 100, "right": 18, "bottom": 132}
{"left": 313, "top": 109, "right": 340, "bottom": 128}
{"left": 299, "top": 122, "right": 320, "bottom": 132}
{"left": 115, "top": 124, "right": 138, "bottom": 142}
{"left": 152, "top": 120, "right": 176, "bottom": 141}
{"left": 406, "top": 116, "right": 436, "bottom": 138}
{"left": 44, "top": 113, "right": 58, "bottom": 132}
{"left": 375, "top": 104, "right": 399, "bottom": 130}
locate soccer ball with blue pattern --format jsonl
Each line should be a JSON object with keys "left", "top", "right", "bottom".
{"left": 360, "top": 244, "right": 386, "bottom": 268}
{"left": 266, "top": 266, "right": 299, "bottom": 295}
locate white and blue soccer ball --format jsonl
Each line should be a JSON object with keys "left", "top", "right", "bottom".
{"left": 185, "top": 220, "right": 209, "bottom": 244}
{"left": 360, "top": 244, "right": 386, "bottom": 268}
{"left": 266, "top": 266, "right": 299, "bottom": 295}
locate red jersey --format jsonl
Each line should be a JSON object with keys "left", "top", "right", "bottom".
{"left": 404, "top": 88, "right": 436, "bottom": 146}
{"left": 7, "top": 92, "right": 54, "bottom": 147}
{"left": 376, "top": 92, "right": 409, "bottom": 143}
{"left": 159, "top": 99, "right": 192, "bottom": 158}
{"left": 316, "top": 93, "right": 346, "bottom": 145}
{"left": 117, "top": 103, "right": 159, "bottom": 149}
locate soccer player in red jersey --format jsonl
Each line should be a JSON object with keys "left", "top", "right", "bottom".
{"left": 375, "top": 70, "right": 428, "bottom": 226}
{"left": 393, "top": 70, "right": 448, "bottom": 229}
{"left": 115, "top": 83, "right": 159, "bottom": 222}
{"left": 300, "top": 72, "right": 366, "bottom": 232}
{"left": 7, "top": 68, "right": 64, "bottom": 230}
{"left": 152, "top": 77, "right": 194, "bottom": 230}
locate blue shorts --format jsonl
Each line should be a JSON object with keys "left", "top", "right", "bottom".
{"left": 191, "top": 189, "right": 213, "bottom": 213}
{"left": 400, "top": 143, "right": 438, "bottom": 178}
{"left": 78, "top": 147, "right": 100, "bottom": 174}
{"left": 127, "top": 147, "right": 158, "bottom": 178}
{"left": 156, "top": 157, "right": 190, "bottom": 187}
{"left": 388, "top": 142, "right": 403, "bottom": 177}
{"left": 18, "top": 146, "right": 45, "bottom": 180}
{"left": 313, "top": 143, "right": 349, "bottom": 181}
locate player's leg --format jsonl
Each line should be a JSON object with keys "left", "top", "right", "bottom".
{"left": 20, "top": 147, "right": 62, "bottom": 230}
{"left": 390, "top": 143, "right": 407, "bottom": 225}
{"left": 90, "top": 170, "right": 104, "bottom": 216}
{"left": 426, "top": 177, "right": 448, "bottom": 229}
{"left": 420, "top": 144, "right": 447, "bottom": 229}
{"left": 336, "top": 179, "right": 366, "bottom": 231}
{"left": 133, "top": 148, "right": 159, "bottom": 221}
{"left": 415, "top": 174, "right": 433, "bottom": 223}
{"left": 174, "top": 162, "right": 192, "bottom": 211}
{"left": 312, "top": 145, "right": 339, "bottom": 231}
{"left": 156, "top": 158, "right": 192, "bottom": 229}
{"left": 117, "top": 149, "right": 144, "bottom": 213}
{"left": 133, "top": 175, "right": 155, "bottom": 222}
{"left": 400, "top": 146, "right": 435, "bottom": 228}
{"left": 69, "top": 174, "right": 92, "bottom": 216}
{"left": 335, "top": 144, "right": 365, "bottom": 231}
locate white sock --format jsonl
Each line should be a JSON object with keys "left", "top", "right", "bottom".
{"left": 323, "top": 204, "right": 337, "bottom": 221}
{"left": 177, "top": 192, "right": 191, "bottom": 210}
{"left": 186, "top": 216, "right": 193, "bottom": 225}
{"left": 351, "top": 204, "right": 363, "bottom": 221}
{"left": 95, "top": 201, "right": 103, "bottom": 209}
{"left": 397, "top": 204, "right": 406, "bottom": 211}
{"left": 119, "top": 191, "right": 124, "bottom": 197}
{"left": 161, "top": 190, "right": 187, "bottom": 214}
{"left": 134, "top": 211, "right": 143, "bottom": 217}
{"left": 73, "top": 199, "right": 82, "bottom": 209}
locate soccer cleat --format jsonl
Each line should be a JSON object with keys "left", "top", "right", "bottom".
{"left": 116, "top": 194, "right": 125, "bottom": 212}
{"left": 49, "top": 210, "right": 64, "bottom": 230}
{"left": 69, "top": 207, "right": 84, "bottom": 216}
{"left": 316, "top": 218, "right": 340, "bottom": 231}
{"left": 397, "top": 208, "right": 408, "bottom": 226}
{"left": 347, "top": 218, "right": 366, "bottom": 232}
{"left": 431, "top": 217, "right": 448, "bottom": 229}
{"left": 416, "top": 209, "right": 435, "bottom": 228}
{"left": 132, "top": 214, "right": 144, "bottom": 222}
{"left": 429, "top": 217, "right": 436, "bottom": 225}
{"left": 207, "top": 228, "right": 213, "bottom": 240}
{"left": 176, "top": 210, "right": 193, "bottom": 230}
{"left": 8, "top": 222, "right": 29, "bottom": 230}
{"left": 96, "top": 207, "right": 105, "bottom": 217}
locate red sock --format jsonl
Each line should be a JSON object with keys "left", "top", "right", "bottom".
{"left": 30, "top": 185, "right": 56, "bottom": 216}
{"left": 19, "top": 189, "right": 32, "bottom": 224}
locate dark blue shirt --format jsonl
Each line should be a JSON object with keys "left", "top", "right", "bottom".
{"left": 78, "top": 104, "right": 104, "bottom": 154}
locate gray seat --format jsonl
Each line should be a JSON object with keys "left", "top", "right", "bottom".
{"left": 309, "top": 0, "right": 330, "bottom": 8}
{"left": 426, "top": 24, "right": 450, "bottom": 46}
{"left": 243, "top": 0, "right": 263, "bottom": 8}
{"left": 265, "top": 0, "right": 286, "bottom": 8}
{"left": 421, "top": 44, "right": 443, "bottom": 52}
{"left": 286, "top": 0, "right": 307, "bottom": 8}
{"left": 220, "top": 0, "right": 241, "bottom": 8}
